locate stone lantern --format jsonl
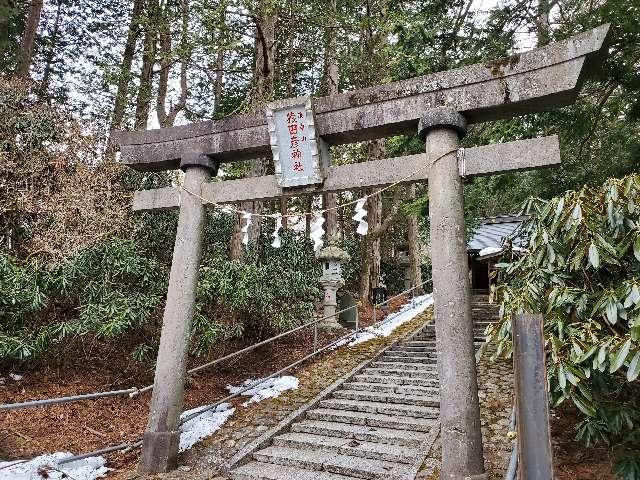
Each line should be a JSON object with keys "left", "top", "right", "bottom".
{"left": 398, "top": 249, "right": 412, "bottom": 290}
{"left": 316, "top": 245, "right": 350, "bottom": 329}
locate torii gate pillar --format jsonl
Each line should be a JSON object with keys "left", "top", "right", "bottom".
{"left": 140, "top": 154, "right": 217, "bottom": 474}
{"left": 420, "top": 108, "right": 486, "bottom": 480}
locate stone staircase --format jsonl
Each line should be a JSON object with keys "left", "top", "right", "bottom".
{"left": 230, "top": 297, "right": 497, "bottom": 480}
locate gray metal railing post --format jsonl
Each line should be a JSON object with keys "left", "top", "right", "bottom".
{"left": 2, "top": 279, "right": 436, "bottom": 469}
{"left": 313, "top": 321, "right": 318, "bottom": 353}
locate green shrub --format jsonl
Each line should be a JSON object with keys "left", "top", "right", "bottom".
{"left": 0, "top": 238, "right": 167, "bottom": 363}
{"left": 491, "top": 174, "right": 640, "bottom": 478}
{"left": 192, "top": 228, "right": 320, "bottom": 354}
{"left": 0, "top": 223, "right": 322, "bottom": 364}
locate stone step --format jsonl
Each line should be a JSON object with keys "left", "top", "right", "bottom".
{"left": 290, "top": 419, "right": 427, "bottom": 447}
{"left": 374, "top": 357, "right": 438, "bottom": 366}
{"left": 362, "top": 367, "right": 439, "bottom": 378}
{"left": 370, "top": 361, "right": 437, "bottom": 371}
{"left": 333, "top": 389, "right": 439, "bottom": 408}
{"left": 232, "top": 461, "right": 352, "bottom": 480}
{"left": 306, "top": 408, "right": 436, "bottom": 432}
{"left": 380, "top": 354, "right": 437, "bottom": 364}
{"left": 272, "top": 432, "right": 417, "bottom": 463}
{"left": 393, "top": 346, "right": 436, "bottom": 353}
{"left": 253, "top": 446, "right": 414, "bottom": 479}
{"left": 319, "top": 398, "right": 439, "bottom": 418}
{"left": 402, "top": 341, "right": 437, "bottom": 347}
{"left": 344, "top": 381, "right": 439, "bottom": 397}
{"left": 352, "top": 374, "right": 439, "bottom": 388}
{"left": 385, "top": 349, "right": 437, "bottom": 357}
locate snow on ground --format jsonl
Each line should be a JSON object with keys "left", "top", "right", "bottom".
{"left": 0, "top": 453, "right": 109, "bottom": 480}
{"left": 179, "top": 403, "right": 235, "bottom": 452}
{"left": 335, "top": 293, "right": 434, "bottom": 347}
{"left": 227, "top": 376, "right": 299, "bottom": 406}
{"left": 0, "top": 296, "right": 429, "bottom": 472}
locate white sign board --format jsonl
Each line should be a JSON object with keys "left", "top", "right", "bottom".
{"left": 266, "top": 96, "right": 329, "bottom": 188}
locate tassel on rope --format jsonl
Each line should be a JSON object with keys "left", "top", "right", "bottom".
{"left": 353, "top": 198, "right": 368, "bottom": 235}
{"left": 271, "top": 214, "right": 283, "bottom": 248}
{"left": 310, "top": 215, "right": 325, "bottom": 252}
{"left": 241, "top": 212, "right": 252, "bottom": 245}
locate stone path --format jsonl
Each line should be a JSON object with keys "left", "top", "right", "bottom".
{"left": 230, "top": 298, "right": 495, "bottom": 480}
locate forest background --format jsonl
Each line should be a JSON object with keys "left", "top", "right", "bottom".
{"left": 1, "top": 0, "right": 639, "bottom": 476}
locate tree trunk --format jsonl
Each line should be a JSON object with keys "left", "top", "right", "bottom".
{"left": 213, "top": 48, "right": 224, "bottom": 112}
{"left": 407, "top": 184, "right": 423, "bottom": 294}
{"left": 17, "top": 0, "right": 43, "bottom": 77}
{"left": 358, "top": 139, "right": 386, "bottom": 300}
{"left": 229, "top": 205, "right": 247, "bottom": 260}
{"left": 156, "top": 0, "right": 189, "bottom": 128}
{"left": 305, "top": 196, "right": 312, "bottom": 238}
{"left": 134, "top": 0, "right": 158, "bottom": 130}
{"left": 322, "top": 1, "right": 339, "bottom": 240}
{"left": 369, "top": 191, "right": 382, "bottom": 293}
{"left": 280, "top": 197, "right": 288, "bottom": 229}
{"left": 109, "top": 0, "right": 144, "bottom": 132}
{"left": 38, "top": 0, "right": 62, "bottom": 98}
{"left": 247, "top": 162, "right": 266, "bottom": 243}
{"left": 358, "top": 188, "right": 404, "bottom": 302}
{"left": 536, "top": 0, "right": 551, "bottom": 47}
{"left": 252, "top": 12, "right": 276, "bottom": 102}
{"left": 229, "top": 9, "right": 277, "bottom": 253}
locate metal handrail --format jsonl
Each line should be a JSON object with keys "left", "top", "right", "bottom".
{"left": 0, "top": 303, "right": 360, "bottom": 411}
{"left": 1, "top": 280, "right": 434, "bottom": 470}
{"left": 1, "top": 281, "right": 433, "bottom": 411}
{"left": 370, "top": 278, "right": 433, "bottom": 327}
{"left": 376, "top": 278, "right": 433, "bottom": 309}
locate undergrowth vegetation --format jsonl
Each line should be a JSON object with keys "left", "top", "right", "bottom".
{"left": 0, "top": 231, "right": 321, "bottom": 365}
{"left": 491, "top": 174, "right": 640, "bottom": 478}
{"left": 0, "top": 79, "right": 322, "bottom": 367}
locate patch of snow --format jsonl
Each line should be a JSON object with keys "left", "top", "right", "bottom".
{"left": 178, "top": 403, "right": 235, "bottom": 452}
{"left": 9, "top": 373, "right": 23, "bottom": 381}
{"left": 478, "top": 246, "right": 503, "bottom": 257}
{"left": 335, "top": 294, "right": 435, "bottom": 347}
{"left": 227, "top": 376, "right": 299, "bottom": 406}
{"left": 0, "top": 453, "right": 109, "bottom": 480}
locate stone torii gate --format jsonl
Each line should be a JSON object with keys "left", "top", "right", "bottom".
{"left": 113, "top": 24, "right": 609, "bottom": 479}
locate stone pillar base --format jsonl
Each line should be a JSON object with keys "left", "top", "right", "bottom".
{"left": 319, "top": 305, "right": 341, "bottom": 330}
{"left": 139, "top": 430, "right": 180, "bottom": 474}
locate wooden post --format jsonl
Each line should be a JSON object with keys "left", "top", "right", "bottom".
{"left": 419, "top": 108, "right": 486, "bottom": 480}
{"left": 512, "top": 313, "right": 554, "bottom": 479}
{"left": 139, "top": 154, "right": 216, "bottom": 473}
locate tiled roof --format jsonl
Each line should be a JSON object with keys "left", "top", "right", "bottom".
{"left": 467, "top": 216, "right": 526, "bottom": 252}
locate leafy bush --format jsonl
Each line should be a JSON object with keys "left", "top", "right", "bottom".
{"left": 0, "top": 238, "right": 167, "bottom": 363}
{"left": 0, "top": 223, "right": 322, "bottom": 364}
{"left": 192, "top": 227, "right": 320, "bottom": 354}
{"left": 491, "top": 174, "right": 640, "bottom": 478}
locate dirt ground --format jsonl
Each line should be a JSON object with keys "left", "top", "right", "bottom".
{"left": 552, "top": 405, "right": 615, "bottom": 480}
{"left": 1, "top": 297, "right": 619, "bottom": 479}
{"left": 0, "top": 299, "right": 404, "bottom": 473}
